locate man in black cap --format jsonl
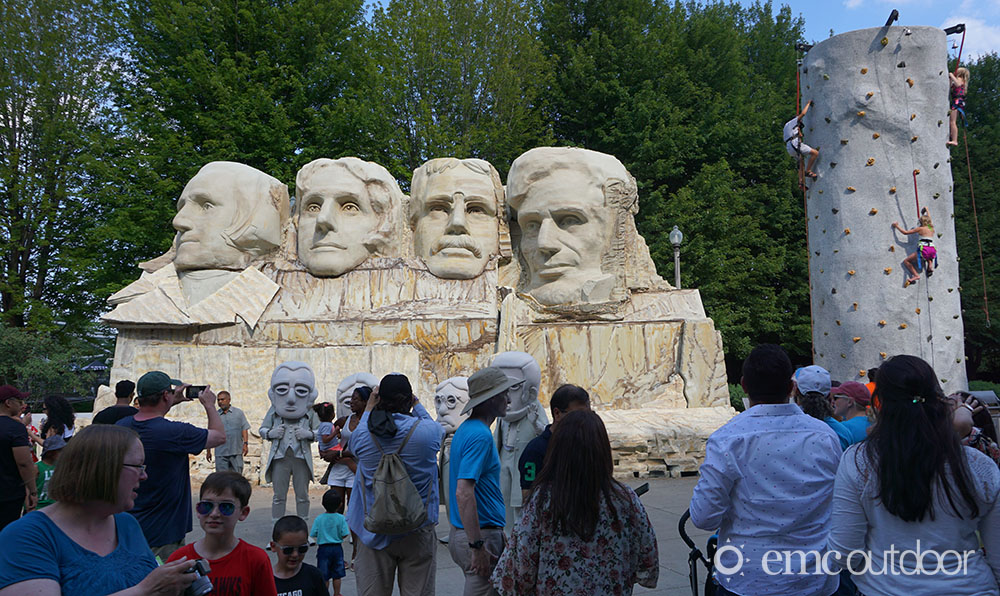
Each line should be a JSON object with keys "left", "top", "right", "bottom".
{"left": 117, "top": 371, "right": 226, "bottom": 560}
{"left": 0, "top": 385, "right": 35, "bottom": 530}
{"left": 448, "top": 367, "right": 517, "bottom": 596}
{"left": 92, "top": 379, "right": 139, "bottom": 425}
{"left": 345, "top": 373, "right": 443, "bottom": 596}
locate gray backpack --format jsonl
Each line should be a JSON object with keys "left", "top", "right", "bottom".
{"left": 362, "top": 422, "right": 428, "bottom": 534}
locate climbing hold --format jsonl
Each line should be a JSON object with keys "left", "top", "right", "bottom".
{"left": 853, "top": 337, "right": 861, "bottom": 343}
{"left": 889, "top": 246, "right": 895, "bottom": 252}
{"left": 941, "top": 379, "right": 948, "bottom": 383}
{"left": 841, "top": 354, "right": 847, "bottom": 359}
{"left": 872, "top": 133, "right": 880, "bottom": 139}
{"left": 836, "top": 320, "right": 841, "bottom": 325}
{"left": 948, "top": 288, "right": 954, "bottom": 292}
{"left": 889, "top": 187, "right": 896, "bottom": 194}
{"left": 869, "top": 208, "right": 878, "bottom": 215}
{"left": 841, "top": 139, "right": 849, "bottom": 145}
{"left": 814, "top": 215, "right": 819, "bottom": 219}
{"left": 857, "top": 111, "right": 866, "bottom": 117}
{"left": 823, "top": 74, "right": 830, "bottom": 80}
{"left": 896, "top": 60, "right": 905, "bottom": 67}
{"left": 934, "top": 162, "right": 939, "bottom": 168}
{"left": 928, "top": 296, "right": 933, "bottom": 301}
{"left": 825, "top": 117, "right": 831, "bottom": 123}
{"left": 954, "top": 314, "right": 960, "bottom": 319}
{"left": 818, "top": 190, "right": 823, "bottom": 194}
{"left": 844, "top": 228, "right": 851, "bottom": 235}
{"left": 831, "top": 287, "right": 836, "bottom": 293}
{"left": 830, "top": 162, "right": 838, "bottom": 168}
{"left": 820, "top": 268, "right": 824, "bottom": 272}
{"left": 866, "top": 92, "right": 874, "bottom": 99}
{"left": 852, "top": 302, "right": 858, "bottom": 310}
{"left": 911, "top": 136, "right": 918, "bottom": 142}
{"left": 815, "top": 251, "right": 820, "bottom": 256}
{"left": 880, "top": 352, "right": 887, "bottom": 359}
{"left": 859, "top": 369, "right": 867, "bottom": 377}
{"left": 881, "top": 37, "right": 888, "bottom": 46}
{"left": 899, "top": 323, "right": 907, "bottom": 329}
{"left": 910, "top": 114, "right": 916, "bottom": 120}
{"left": 906, "top": 77, "right": 914, "bottom": 87}
{"left": 913, "top": 169, "right": 920, "bottom": 175}
{"left": 946, "top": 336, "right": 951, "bottom": 340}
{"left": 848, "top": 270, "right": 856, "bottom": 276}
{"left": 933, "top": 193, "right": 940, "bottom": 199}
{"left": 937, "top": 232, "right": 943, "bottom": 238}
{"left": 846, "top": 187, "right": 856, "bottom": 193}
{"left": 884, "top": 267, "right": 892, "bottom": 274}
{"left": 861, "top": 68, "right": 868, "bottom": 74}
{"left": 866, "top": 158, "right": 875, "bottom": 166}
{"left": 833, "top": 249, "right": 839, "bottom": 254}
{"left": 878, "top": 320, "right": 886, "bottom": 327}
{"left": 915, "top": 308, "right": 921, "bottom": 314}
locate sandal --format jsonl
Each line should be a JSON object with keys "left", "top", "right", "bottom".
{"left": 907, "top": 276, "right": 920, "bottom": 283}
{"left": 806, "top": 170, "right": 818, "bottom": 179}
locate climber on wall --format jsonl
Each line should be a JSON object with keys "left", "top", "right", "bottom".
{"left": 947, "top": 67, "right": 969, "bottom": 147}
{"left": 784, "top": 100, "right": 820, "bottom": 183}
{"left": 893, "top": 208, "right": 937, "bottom": 284}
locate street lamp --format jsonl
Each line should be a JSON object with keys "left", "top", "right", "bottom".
{"left": 669, "top": 225, "right": 684, "bottom": 289}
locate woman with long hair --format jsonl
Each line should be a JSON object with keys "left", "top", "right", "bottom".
{"left": 40, "top": 395, "right": 75, "bottom": 440}
{"left": 0, "top": 424, "right": 197, "bottom": 595}
{"left": 828, "top": 355, "right": 1000, "bottom": 594}
{"left": 492, "top": 410, "right": 658, "bottom": 595}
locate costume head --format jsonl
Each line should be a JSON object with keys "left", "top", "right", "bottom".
{"left": 434, "top": 377, "right": 470, "bottom": 434}
{"left": 268, "top": 361, "right": 319, "bottom": 420}
{"left": 491, "top": 351, "right": 541, "bottom": 422}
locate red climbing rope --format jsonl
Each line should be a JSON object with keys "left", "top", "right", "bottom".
{"left": 961, "top": 126, "right": 991, "bottom": 327}
{"left": 954, "top": 29, "right": 966, "bottom": 74}
{"left": 912, "top": 169, "right": 920, "bottom": 217}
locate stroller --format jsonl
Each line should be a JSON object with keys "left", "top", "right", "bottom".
{"left": 678, "top": 509, "right": 718, "bottom": 596}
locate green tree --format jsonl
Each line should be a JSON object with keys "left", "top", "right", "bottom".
{"left": 952, "top": 53, "right": 1000, "bottom": 379}
{"left": 0, "top": 0, "right": 121, "bottom": 332}
{"left": 369, "top": 0, "right": 554, "bottom": 180}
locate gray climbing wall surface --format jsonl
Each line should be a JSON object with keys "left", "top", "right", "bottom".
{"left": 800, "top": 26, "right": 967, "bottom": 391}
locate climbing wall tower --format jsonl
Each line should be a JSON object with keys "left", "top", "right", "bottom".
{"left": 800, "top": 26, "right": 967, "bottom": 391}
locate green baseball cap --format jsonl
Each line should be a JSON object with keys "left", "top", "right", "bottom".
{"left": 137, "top": 371, "right": 183, "bottom": 398}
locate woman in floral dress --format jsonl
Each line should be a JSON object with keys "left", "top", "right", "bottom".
{"left": 491, "top": 410, "right": 658, "bottom": 595}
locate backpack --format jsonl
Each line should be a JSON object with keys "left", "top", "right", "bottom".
{"left": 362, "top": 422, "right": 428, "bottom": 534}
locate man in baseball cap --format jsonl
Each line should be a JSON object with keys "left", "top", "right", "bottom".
{"left": 116, "top": 372, "right": 226, "bottom": 560}
{"left": 793, "top": 365, "right": 851, "bottom": 450}
{"left": 449, "top": 367, "right": 518, "bottom": 595}
{"left": 0, "top": 385, "right": 35, "bottom": 529}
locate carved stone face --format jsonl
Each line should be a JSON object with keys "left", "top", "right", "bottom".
{"left": 172, "top": 162, "right": 286, "bottom": 272}
{"left": 413, "top": 169, "right": 499, "bottom": 279}
{"left": 515, "top": 169, "right": 613, "bottom": 305}
{"left": 297, "top": 167, "right": 379, "bottom": 276}
{"left": 268, "top": 362, "right": 319, "bottom": 420}
{"left": 434, "top": 378, "right": 470, "bottom": 434}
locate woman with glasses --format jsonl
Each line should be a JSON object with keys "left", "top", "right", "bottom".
{"left": 0, "top": 424, "right": 198, "bottom": 595}
{"left": 828, "top": 355, "right": 1000, "bottom": 595}
{"left": 492, "top": 410, "right": 659, "bottom": 595}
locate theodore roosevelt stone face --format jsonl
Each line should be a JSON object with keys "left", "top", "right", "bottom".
{"left": 410, "top": 158, "right": 502, "bottom": 279}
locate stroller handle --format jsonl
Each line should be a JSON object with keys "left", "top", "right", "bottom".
{"left": 678, "top": 508, "right": 697, "bottom": 549}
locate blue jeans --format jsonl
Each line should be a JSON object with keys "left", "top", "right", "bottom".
{"left": 317, "top": 543, "right": 346, "bottom": 581}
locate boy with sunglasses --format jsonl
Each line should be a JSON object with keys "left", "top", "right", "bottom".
{"left": 310, "top": 489, "right": 350, "bottom": 595}
{"left": 168, "top": 471, "right": 277, "bottom": 595}
{"left": 271, "top": 515, "right": 328, "bottom": 595}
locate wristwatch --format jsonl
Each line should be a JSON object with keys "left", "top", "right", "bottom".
{"left": 468, "top": 539, "right": 485, "bottom": 550}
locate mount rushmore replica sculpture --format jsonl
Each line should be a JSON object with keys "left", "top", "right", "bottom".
{"left": 98, "top": 147, "right": 733, "bottom": 479}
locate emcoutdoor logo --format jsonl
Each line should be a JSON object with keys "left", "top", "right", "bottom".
{"left": 713, "top": 539, "right": 978, "bottom": 577}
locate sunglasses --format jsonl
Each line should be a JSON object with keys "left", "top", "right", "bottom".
{"left": 278, "top": 544, "right": 310, "bottom": 555}
{"left": 196, "top": 501, "right": 238, "bottom": 516}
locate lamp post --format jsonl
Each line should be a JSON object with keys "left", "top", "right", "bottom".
{"left": 669, "top": 225, "right": 683, "bottom": 289}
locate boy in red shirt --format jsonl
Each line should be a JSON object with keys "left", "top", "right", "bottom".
{"left": 168, "top": 471, "right": 276, "bottom": 595}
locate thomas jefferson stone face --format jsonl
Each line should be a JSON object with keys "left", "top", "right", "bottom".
{"left": 514, "top": 169, "right": 613, "bottom": 305}
{"left": 268, "top": 363, "right": 318, "bottom": 420}
{"left": 297, "top": 166, "right": 379, "bottom": 277}
{"left": 413, "top": 168, "right": 499, "bottom": 279}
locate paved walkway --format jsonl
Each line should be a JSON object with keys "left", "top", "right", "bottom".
{"left": 184, "top": 476, "right": 712, "bottom": 595}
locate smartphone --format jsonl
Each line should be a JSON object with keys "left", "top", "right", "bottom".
{"left": 186, "top": 385, "right": 207, "bottom": 400}
{"left": 634, "top": 482, "right": 650, "bottom": 497}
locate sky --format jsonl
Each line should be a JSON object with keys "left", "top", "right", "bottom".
{"left": 754, "top": 0, "right": 1000, "bottom": 61}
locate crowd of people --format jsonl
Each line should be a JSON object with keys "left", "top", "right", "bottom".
{"left": 0, "top": 346, "right": 996, "bottom": 595}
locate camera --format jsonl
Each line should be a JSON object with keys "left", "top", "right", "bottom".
{"left": 185, "top": 385, "right": 208, "bottom": 400}
{"left": 184, "top": 559, "right": 212, "bottom": 596}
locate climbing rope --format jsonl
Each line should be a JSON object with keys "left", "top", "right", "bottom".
{"left": 911, "top": 169, "right": 920, "bottom": 217}
{"left": 959, "top": 102, "right": 991, "bottom": 328}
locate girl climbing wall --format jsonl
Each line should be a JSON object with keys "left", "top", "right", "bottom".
{"left": 892, "top": 208, "right": 936, "bottom": 284}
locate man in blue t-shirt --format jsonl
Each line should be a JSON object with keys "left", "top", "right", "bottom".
{"left": 117, "top": 371, "right": 226, "bottom": 560}
{"left": 448, "top": 367, "right": 517, "bottom": 596}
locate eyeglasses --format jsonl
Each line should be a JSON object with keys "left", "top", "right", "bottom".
{"left": 196, "top": 501, "right": 237, "bottom": 516}
{"left": 279, "top": 544, "right": 309, "bottom": 555}
{"left": 122, "top": 463, "right": 146, "bottom": 474}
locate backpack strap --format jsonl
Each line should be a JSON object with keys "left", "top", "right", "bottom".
{"left": 360, "top": 421, "right": 423, "bottom": 518}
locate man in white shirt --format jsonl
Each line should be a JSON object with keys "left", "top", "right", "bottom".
{"left": 784, "top": 100, "right": 819, "bottom": 183}
{"left": 690, "top": 344, "right": 842, "bottom": 596}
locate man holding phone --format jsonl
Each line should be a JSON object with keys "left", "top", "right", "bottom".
{"left": 117, "top": 371, "right": 226, "bottom": 560}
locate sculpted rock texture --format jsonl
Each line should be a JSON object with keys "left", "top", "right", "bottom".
{"left": 100, "top": 151, "right": 732, "bottom": 482}
{"left": 295, "top": 157, "right": 403, "bottom": 277}
{"left": 492, "top": 351, "right": 548, "bottom": 528}
{"left": 410, "top": 158, "right": 506, "bottom": 279}
{"left": 800, "top": 27, "right": 966, "bottom": 391}
{"left": 260, "top": 361, "right": 321, "bottom": 520}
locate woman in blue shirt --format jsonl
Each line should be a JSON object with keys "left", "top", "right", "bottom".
{"left": 0, "top": 424, "right": 197, "bottom": 595}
